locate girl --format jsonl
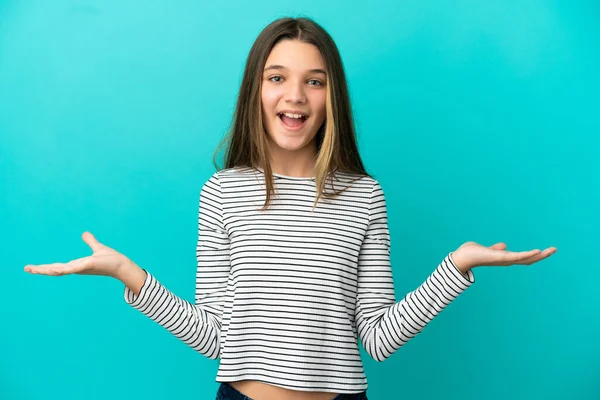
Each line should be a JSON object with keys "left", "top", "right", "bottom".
{"left": 24, "top": 17, "right": 556, "bottom": 400}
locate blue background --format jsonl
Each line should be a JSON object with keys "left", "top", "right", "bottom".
{"left": 1, "top": 1, "right": 598, "bottom": 399}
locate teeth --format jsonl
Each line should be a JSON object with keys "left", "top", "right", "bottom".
{"left": 281, "top": 112, "right": 305, "bottom": 119}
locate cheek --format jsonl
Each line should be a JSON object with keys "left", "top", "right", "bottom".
{"left": 312, "top": 94, "right": 327, "bottom": 121}
{"left": 261, "top": 87, "right": 282, "bottom": 114}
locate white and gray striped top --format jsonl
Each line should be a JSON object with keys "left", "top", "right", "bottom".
{"left": 124, "top": 166, "right": 475, "bottom": 394}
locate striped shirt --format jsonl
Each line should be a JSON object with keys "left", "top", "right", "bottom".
{"left": 124, "top": 166, "right": 475, "bottom": 394}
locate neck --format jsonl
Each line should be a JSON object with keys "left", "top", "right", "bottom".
{"left": 267, "top": 139, "right": 317, "bottom": 178}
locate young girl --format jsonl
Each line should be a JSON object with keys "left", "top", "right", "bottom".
{"left": 24, "top": 17, "right": 556, "bottom": 400}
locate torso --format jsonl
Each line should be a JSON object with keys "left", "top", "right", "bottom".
{"left": 217, "top": 169, "right": 371, "bottom": 398}
{"left": 230, "top": 381, "right": 339, "bottom": 400}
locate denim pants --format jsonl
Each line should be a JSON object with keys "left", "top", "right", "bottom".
{"left": 216, "top": 382, "right": 368, "bottom": 400}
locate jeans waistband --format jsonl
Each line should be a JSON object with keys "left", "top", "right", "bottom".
{"left": 216, "top": 382, "right": 368, "bottom": 400}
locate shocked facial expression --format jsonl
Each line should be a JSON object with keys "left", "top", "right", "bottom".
{"left": 261, "top": 39, "right": 327, "bottom": 156}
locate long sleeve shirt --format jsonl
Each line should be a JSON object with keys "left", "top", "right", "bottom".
{"left": 124, "top": 166, "right": 475, "bottom": 394}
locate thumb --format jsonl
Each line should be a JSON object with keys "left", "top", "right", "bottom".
{"left": 82, "top": 231, "right": 104, "bottom": 252}
{"left": 489, "top": 242, "right": 507, "bottom": 250}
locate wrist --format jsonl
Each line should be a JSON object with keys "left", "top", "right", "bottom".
{"left": 450, "top": 251, "right": 472, "bottom": 275}
{"left": 112, "top": 258, "right": 138, "bottom": 281}
{"left": 114, "top": 259, "right": 147, "bottom": 296}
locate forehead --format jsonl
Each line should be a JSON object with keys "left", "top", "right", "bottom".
{"left": 264, "top": 39, "right": 326, "bottom": 72}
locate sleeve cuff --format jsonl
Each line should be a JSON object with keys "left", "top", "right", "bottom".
{"left": 448, "top": 252, "right": 475, "bottom": 284}
{"left": 123, "top": 269, "right": 156, "bottom": 308}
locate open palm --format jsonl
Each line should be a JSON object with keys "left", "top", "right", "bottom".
{"left": 453, "top": 241, "right": 557, "bottom": 272}
{"left": 24, "top": 232, "right": 127, "bottom": 277}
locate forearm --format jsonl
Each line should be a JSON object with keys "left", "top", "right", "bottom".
{"left": 122, "top": 270, "right": 222, "bottom": 359}
{"left": 358, "top": 253, "right": 475, "bottom": 362}
{"left": 114, "top": 260, "right": 147, "bottom": 296}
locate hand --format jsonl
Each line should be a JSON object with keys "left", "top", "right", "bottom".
{"left": 24, "top": 232, "right": 129, "bottom": 278}
{"left": 451, "top": 241, "right": 557, "bottom": 274}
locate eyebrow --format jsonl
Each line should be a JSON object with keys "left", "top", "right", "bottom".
{"left": 263, "top": 64, "right": 327, "bottom": 75}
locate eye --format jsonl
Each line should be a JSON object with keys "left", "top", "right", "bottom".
{"left": 308, "top": 79, "right": 323, "bottom": 86}
{"left": 268, "top": 75, "right": 283, "bottom": 83}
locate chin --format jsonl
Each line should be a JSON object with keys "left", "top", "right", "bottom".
{"left": 269, "top": 135, "right": 312, "bottom": 152}
{"left": 266, "top": 126, "right": 317, "bottom": 153}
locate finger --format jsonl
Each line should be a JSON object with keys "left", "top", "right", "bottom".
{"left": 24, "top": 263, "right": 61, "bottom": 272}
{"left": 517, "top": 247, "right": 557, "bottom": 265}
{"left": 59, "top": 257, "right": 96, "bottom": 275}
{"left": 501, "top": 249, "right": 542, "bottom": 265}
{"left": 82, "top": 231, "right": 104, "bottom": 252}
{"left": 515, "top": 253, "right": 545, "bottom": 265}
{"left": 24, "top": 257, "right": 89, "bottom": 276}
{"left": 24, "top": 263, "right": 68, "bottom": 276}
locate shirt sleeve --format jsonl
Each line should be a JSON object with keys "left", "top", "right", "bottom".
{"left": 355, "top": 180, "right": 475, "bottom": 362}
{"left": 123, "top": 173, "right": 231, "bottom": 360}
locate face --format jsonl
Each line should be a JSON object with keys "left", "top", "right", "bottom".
{"left": 261, "top": 39, "right": 327, "bottom": 159}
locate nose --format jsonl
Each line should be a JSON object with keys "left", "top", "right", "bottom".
{"left": 284, "top": 79, "right": 306, "bottom": 104}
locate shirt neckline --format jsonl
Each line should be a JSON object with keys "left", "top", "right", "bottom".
{"left": 256, "top": 167, "right": 316, "bottom": 180}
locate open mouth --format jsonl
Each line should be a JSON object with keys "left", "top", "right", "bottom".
{"left": 278, "top": 112, "right": 308, "bottom": 130}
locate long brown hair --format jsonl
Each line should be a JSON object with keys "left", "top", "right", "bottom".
{"left": 212, "top": 17, "right": 370, "bottom": 210}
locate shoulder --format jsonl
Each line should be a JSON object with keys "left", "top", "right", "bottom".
{"left": 332, "top": 171, "right": 383, "bottom": 195}
{"left": 201, "top": 166, "right": 263, "bottom": 195}
{"left": 201, "top": 166, "right": 253, "bottom": 183}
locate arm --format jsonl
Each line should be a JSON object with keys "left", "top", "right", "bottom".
{"left": 123, "top": 174, "right": 230, "bottom": 360}
{"left": 355, "top": 181, "right": 475, "bottom": 362}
